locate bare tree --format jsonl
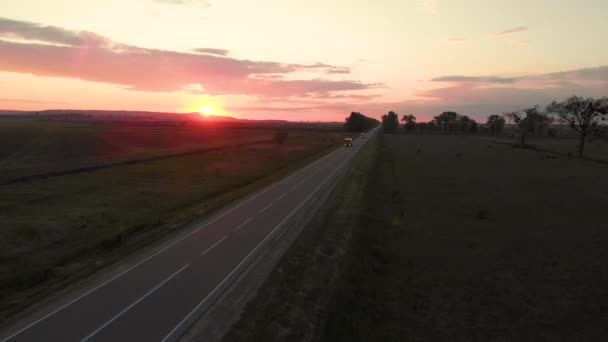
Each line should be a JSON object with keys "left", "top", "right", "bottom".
{"left": 504, "top": 106, "right": 549, "bottom": 147}
{"left": 547, "top": 95, "right": 608, "bottom": 158}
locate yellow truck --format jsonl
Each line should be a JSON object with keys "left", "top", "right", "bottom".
{"left": 344, "top": 137, "right": 353, "bottom": 147}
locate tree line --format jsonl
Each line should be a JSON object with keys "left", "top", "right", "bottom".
{"left": 381, "top": 110, "right": 482, "bottom": 134}
{"left": 380, "top": 95, "right": 608, "bottom": 158}
{"left": 344, "top": 112, "right": 380, "bottom": 132}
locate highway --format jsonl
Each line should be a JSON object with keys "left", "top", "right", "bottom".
{"left": 0, "top": 128, "right": 377, "bottom": 342}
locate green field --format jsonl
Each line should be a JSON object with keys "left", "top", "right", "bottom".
{"left": 226, "top": 133, "right": 608, "bottom": 341}
{"left": 0, "top": 118, "right": 346, "bottom": 320}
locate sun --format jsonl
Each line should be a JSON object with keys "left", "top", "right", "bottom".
{"left": 198, "top": 104, "right": 217, "bottom": 117}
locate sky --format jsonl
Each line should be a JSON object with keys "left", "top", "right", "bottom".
{"left": 0, "top": 0, "right": 607, "bottom": 121}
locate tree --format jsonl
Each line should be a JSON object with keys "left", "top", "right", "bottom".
{"left": 382, "top": 111, "right": 400, "bottom": 133}
{"left": 401, "top": 114, "right": 417, "bottom": 132}
{"left": 457, "top": 115, "right": 475, "bottom": 133}
{"left": 469, "top": 120, "right": 478, "bottom": 133}
{"left": 486, "top": 115, "right": 505, "bottom": 136}
{"left": 504, "top": 106, "right": 550, "bottom": 147}
{"left": 417, "top": 122, "right": 428, "bottom": 132}
{"left": 546, "top": 95, "right": 608, "bottom": 158}
{"left": 344, "top": 112, "right": 379, "bottom": 132}
{"left": 433, "top": 111, "right": 459, "bottom": 133}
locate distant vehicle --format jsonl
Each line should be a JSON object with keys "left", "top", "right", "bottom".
{"left": 344, "top": 137, "right": 353, "bottom": 147}
{"left": 360, "top": 133, "right": 366, "bottom": 138}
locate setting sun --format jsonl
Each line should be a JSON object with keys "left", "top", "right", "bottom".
{"left": 197, "top": 104, "right": 217, "bottom": 117}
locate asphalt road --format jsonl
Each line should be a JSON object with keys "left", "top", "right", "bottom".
{"left": 1, "top": 128, "right": 377, "bottom": 342}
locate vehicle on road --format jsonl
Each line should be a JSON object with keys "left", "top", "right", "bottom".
{"left": 360, "top": 133, "right": 366, "bottom": 138}
{"left": 344, "top": 138, "right": 353, "bottom": 147}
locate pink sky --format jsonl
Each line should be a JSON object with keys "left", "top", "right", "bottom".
{"left": 1, "top": 0, "right": 607, "bottom": 122}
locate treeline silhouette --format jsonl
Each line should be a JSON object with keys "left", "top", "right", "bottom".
{"left": 344, "top": 112, "right": 380, "bottom": 132}
{"left": 379, "top": 95, "right": 608, "bottom": 158}
{"left": 381, "top": 110, "right": 481, "bottom": 134}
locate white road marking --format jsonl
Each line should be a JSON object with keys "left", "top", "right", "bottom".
{"left": 200, "top": 236, "right": 228, "bottom": 256}
{"left": 259, "top": 203, "right": 273, "bottom": 214}
{"left": 161, "top": 151, "right": 355, "bottom": 342}
{"left": 233, "top": 217, "right": 254, "bottom": 232}
{"left": 80, "top": 264, "right": 190, "bottom": 342}
{"left": 277, "top": 193, "right": 287, "bottom": 200}
{"left": 289, "top": 185, "right": 297, "bottom": 191}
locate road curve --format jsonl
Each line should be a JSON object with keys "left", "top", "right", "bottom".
{"left": 0, "top": 128, "right": 377, "bottom": 342}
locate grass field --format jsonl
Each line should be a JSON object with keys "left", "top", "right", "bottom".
{"left": 0, "top": 119, "right": 274, "bottom": 183}
{"left": 226, "top": 133, "right": 608, "bottom": 341}
{"left": 0, "top": 119, "right": 346, "bottom": 320}
{"left": 482, "top": 134, "right": 608, "bottom": 162}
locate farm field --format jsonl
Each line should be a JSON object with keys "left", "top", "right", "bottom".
{"left": 0, "top": 119, "right": 275, "bottom": 183}
{"left": 482, "top": 133, "right": 608, "bottom": 162}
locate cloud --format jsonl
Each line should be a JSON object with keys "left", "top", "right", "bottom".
{"left": 417, "top": 0, "right": 437, "bottom": 14}
{"left": 0, "top": 17, "right": 110, "bottom": 47}
{"left": 431, "top": 76, "right": 516, "bottom": 84}
{"left": 430, "top": 66, "right": 608, "bottom": 92}
{"left": 494, "top": 26, "right": 528, "bottom": 36}
{"left": 0, "top": 18, "right": 376, "bottom": 99}
{"left": 284, "top": 66, "right": 608, "bottom": 122}
{"left": 192, "top": 48, "right": 229, "bottom": 56}
{"left": 408, "top": 66, "right": 608, "bottom": 120}
{"left": 153, "top": 0, "right": 211, "bottom": 7}
{"left": 325, "top": 67, "right": 351, "bottom": 74}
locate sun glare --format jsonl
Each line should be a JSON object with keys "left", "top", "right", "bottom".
{"left": 198, "top": 104, "right": 217, "bottom": 116}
